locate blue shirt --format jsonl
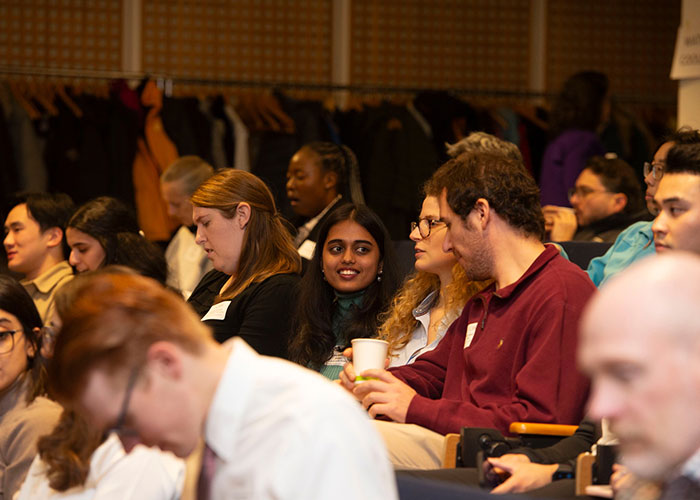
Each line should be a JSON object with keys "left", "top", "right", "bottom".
{"left": 586, "top": 221, "right": 655, "bottom": 287}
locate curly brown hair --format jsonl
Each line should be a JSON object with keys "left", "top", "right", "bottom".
{"left": 426, "top": 151, "right": 545, "bottom": 240}
{"left": 377, "top": 264, "right": 490, "bottom": 356}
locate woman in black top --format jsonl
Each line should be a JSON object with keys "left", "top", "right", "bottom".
{"left": 188, "top": 169, "right": 301, "bottom": 358}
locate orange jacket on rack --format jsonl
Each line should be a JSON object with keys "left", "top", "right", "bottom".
{"left": 132, "top": 80, "right": 179, "bottom": 241}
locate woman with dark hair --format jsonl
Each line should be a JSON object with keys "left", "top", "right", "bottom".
{"left": 286, "top": 142, "right": 364, "bottom": 264}
{"left": 0, "top": 275, "right": 61, "bottom": 499}
{"left": 289, "top": 204, "right": 399, "bottom": 380}
{"left": 65, "top": 196, "right": 168, "bottom": 284}
{"left": 187, "top": 169, "right": 301, "bottom": 358}
{"left": 540, "top": 71, "right": 609, "bottom": 207}
{"left": 15, "top": 270, "right": 185, "bottom": 500}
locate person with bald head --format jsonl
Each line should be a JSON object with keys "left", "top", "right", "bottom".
{"left": 579, "top": 253, "right": 700, "bottom": 498}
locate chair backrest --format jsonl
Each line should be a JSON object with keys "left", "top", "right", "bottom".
{"left": 555, "top": 241, "right": 612, "bottom": 270}
{"left": 392, "top": 239, "right": 416, "bottom": 282}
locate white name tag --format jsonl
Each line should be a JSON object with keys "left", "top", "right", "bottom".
{"left": 201, "top": 300, "right": 231, "bottom": 322}
{"left": 464, "top": 322, "right": 478, "bottom": 348}
{"left": 326, "top": 347, "right": 347, "bottom": 367}
{"left": 298, "top": 240, "right": 316, "bottom": 260}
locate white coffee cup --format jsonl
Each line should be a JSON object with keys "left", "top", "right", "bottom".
{"left": 351, "top": 338, "right": 388, "bottom": 382}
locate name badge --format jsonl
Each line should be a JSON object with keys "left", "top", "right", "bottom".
{"left": 464, "top": 322, "right": 478, "bottom": 348}
{"left": 298, "top": 240, "right": 316, "bottom": 260}
{"left": 325, "top": 347, "right": 347, "bottom": 367}
{"left": 201, "top": 300, "right": 231, "bottom": 322}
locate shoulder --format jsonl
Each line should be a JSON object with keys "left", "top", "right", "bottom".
{"left": 3, "top": 397, "right": 62, "bottom": 446}
{"left": 526, "top": 252, "right": 596, "bottom": 304}
{"left": 245, "top": 273, "right": 301, "bottom": 296}
{"left": 88, "top": 435, "right": 184, "bottom": 488}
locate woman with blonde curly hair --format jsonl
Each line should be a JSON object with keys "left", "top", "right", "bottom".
{"left": 378, "top": 192, "right": 489, "bottom": 367}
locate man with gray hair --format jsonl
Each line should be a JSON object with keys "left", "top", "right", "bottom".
{"left": 446, "top": 131, "right": 523, "bottom": 162}
{"left": 579, "top": 253, "right": 700, "bottom": 498}
{"left": 160, "top": 156, "right": 214, "bottom": 298}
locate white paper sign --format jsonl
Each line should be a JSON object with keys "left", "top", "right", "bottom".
{"left": 201, "top": 300, "right": 231, "bottom": 322}
{"left": 671, "top": 26, "right": 700, "bottom": 80}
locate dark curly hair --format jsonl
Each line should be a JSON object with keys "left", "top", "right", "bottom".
{"left": 585, "top": 156, "right": 644, "bottom": 216}
{"left": 426, "top": 151, "right": 545, "bottom": 240}
{"left": 289, "top": 204, "right": 399, "bottom": 369}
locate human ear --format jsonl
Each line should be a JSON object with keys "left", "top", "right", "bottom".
{"left": 323, "top": 171, "right": 339, "bottom": 191}
{"left": 24, "top": 328, "right": 38, "bottom": 358}
{"left": 44, "top": 227, "right": 64, "bottom": 249}
{"left": 146, "top": 341, "right": 184, "bottom": 381}
{"left": 236, "top": 203, "right": 252, "bottom": 229}
{"left": 473, "top": 198, "right": 491, "bottom": 230}
{"left": 611, "top": 193, "right": 627, "bottom": 213}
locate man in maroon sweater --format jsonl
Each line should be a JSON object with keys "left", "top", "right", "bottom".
{"left": 341, "top": 149, "right": 595, "bottom": 469}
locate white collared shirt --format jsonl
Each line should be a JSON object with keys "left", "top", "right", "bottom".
{"left": 205, "top": 338, "right": 397, "bottom": 500}
{"left": 388, "top": 290, "right": 460, "bottom": 368}
{"left": 15, "top": 434, "right": 184, "bottom": 500}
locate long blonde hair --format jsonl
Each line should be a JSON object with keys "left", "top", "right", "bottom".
{"left": 191, "top": 169, "right": 301, "bottom": 300}
{"left": 378, "top": 263, "right": 490, "bottom": 355}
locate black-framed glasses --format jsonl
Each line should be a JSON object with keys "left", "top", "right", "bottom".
{"left": 643, "top": 161, "right": 664, "bottom": 181}
{"left": 410, "top": 218, "right": 445, "bottom": 239}
{"left": 0, "top": 329, "right": 21, "bottom": 355}
{"left": 105, "top": 367, "right": 140, "bottom": 439}
{"left": 567, "top": 186, "right": 609, "bottom": 202}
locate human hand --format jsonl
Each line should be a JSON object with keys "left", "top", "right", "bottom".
{"left": 351, "top": 369, "right": 416, "bottom": 422}
{"left": 487, "top": 455, "right": 557, "bottom": 494}
{"left": 542, "top": 205, "right": 578, "bottom": 241}
{"left": 338, "top": 348, "right": 360, "bottom": 396}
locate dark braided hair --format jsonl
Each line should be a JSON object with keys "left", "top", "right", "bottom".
{"left": 304, "top": 142, "right": 365, "bottom": 205}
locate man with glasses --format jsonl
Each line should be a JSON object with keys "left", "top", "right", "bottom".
{"left": 586, "top": 129, "right": 700, "bottom": 287}
{"left": 543, "top": 156, "right": 647, "bottom": 243}
{"left": 340, "top": 148, "right": 594, "bottom": 469}
{"left": 48, "top": 272, "right": 398, "bottom": 500}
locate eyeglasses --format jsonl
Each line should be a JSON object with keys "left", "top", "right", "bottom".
{"left": 410, "top": 218, "right": 445, "bottom": 239}
{"left": 567, "top": 186, "right": 610, "bottom": 202}
{"left": 643, "top": 161, "right": 664, "bottom": 181}
{"left": 0, "top": 329, "right": 21, "bottom": 355}
{"left": 105, "top": 367, "right": 140, "bottom": 439}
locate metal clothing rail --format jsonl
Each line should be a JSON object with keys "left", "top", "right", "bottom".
{"left": 0, "top": 64, "right": 553, "bottom": 99}
{"left": 0, "top": 64, "right": 676, "bottom": 105}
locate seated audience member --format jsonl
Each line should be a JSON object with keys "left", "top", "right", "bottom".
{"left": 379, "top": 130, "right": 522, "bottom": 367}
{"left": 286, "top": 142, "right": 364, "bottom": 264}
{"left": 586, "top": 128, "right": 700, "bottom": 286}
{"left": 289, "top": 204, "right": 399, "bottom": 379}
{"left": 48, "top": 272, "right": 398, "bottom": 500}
{"left": 543, "top": 156, "right": 647, "bottom": 242}
{"left": 187, "top": 169, "right": 301, "bottom": 358}
{"left": 580, "top": 253, "right": 700, "bottom": 498}
{"left": 66, "top": 196, "right": 167, "bottom": 283}
{"left": 540, "top": 70, "right": 608, "bottom": 207}
{"left": 379, "top": 193, "right": 488, "bottom": 368}
{"left": 15, "top": 272, "right": 185, "bottom": 500}
{"left": 652, "top": 141, "right": 700, "bottom": 255}
{"left": 160, "top": 156, "right": 215, "bottom": 298}
{"left": 3, "top": 193, "right": 75, "bottom": 323}
{"left": 0, "top": 275, "right": 61, "bottom": 499}
{"left": 399, "top": 419, "right": 599, "bottom": 496}
{"left": 340, "top": 150, "right": 594, "bottom": 469}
